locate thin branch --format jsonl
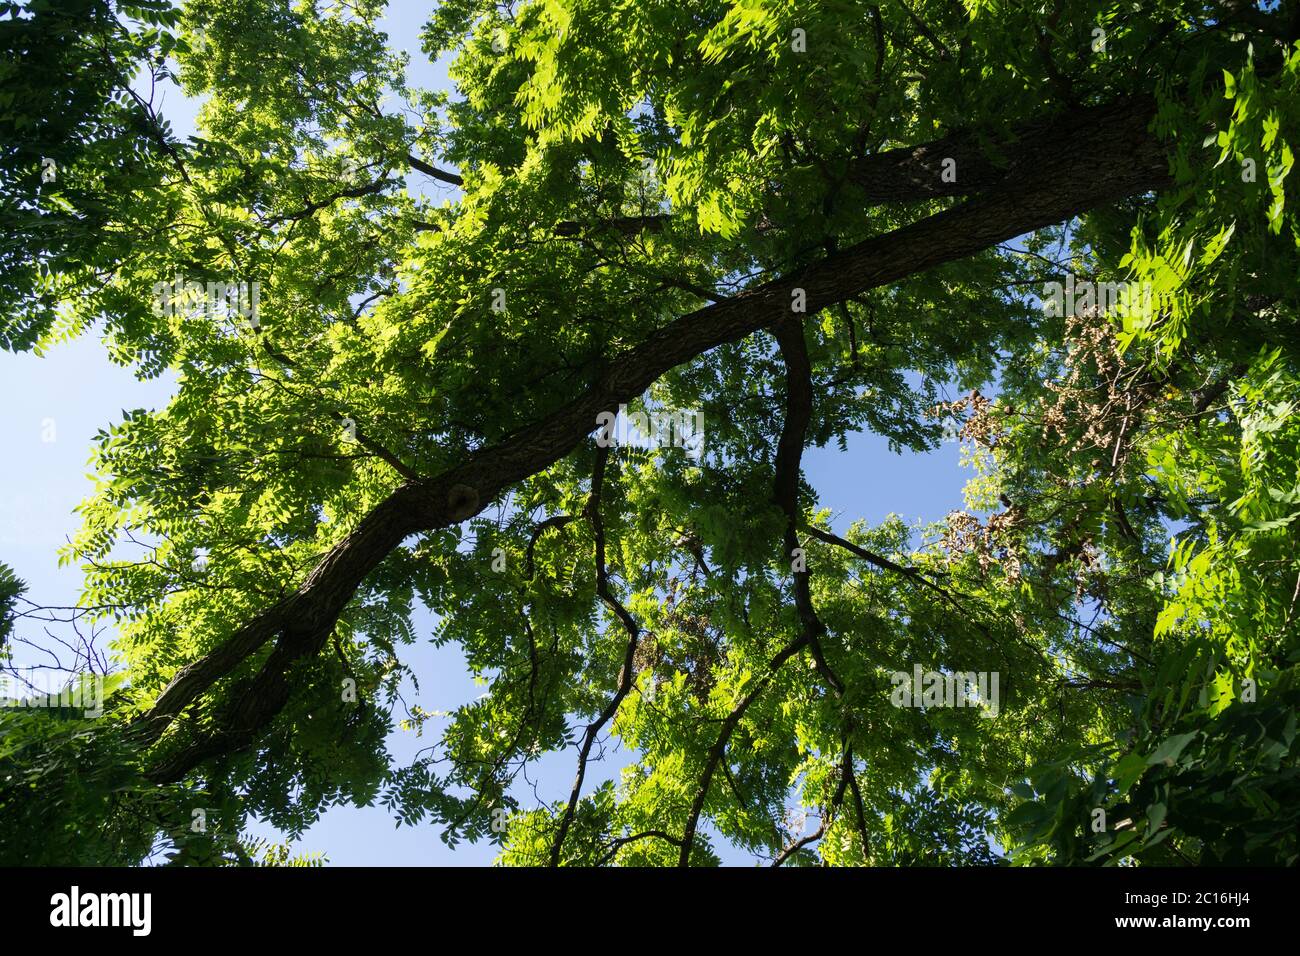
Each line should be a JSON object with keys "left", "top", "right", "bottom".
{"left": 550, "top": 445, "right": 641, "bottom": 866}
{"left": 677, "top": 632, "right": 809, "bottom": 866}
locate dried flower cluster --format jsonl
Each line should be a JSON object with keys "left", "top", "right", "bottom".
{"left": 1040, "top": 308, "right": 1159, "bottom": 476}
{"left": 632, "top": 581, "right": 723, "bottom": 701}
{"left": 929, "top": 389, "right": 999, "bottom": 446}
{"left": 941, "top": 509, "right": 1023, "bottom": 582}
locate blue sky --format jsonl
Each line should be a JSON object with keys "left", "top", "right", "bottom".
{"left": 0, "top": 4, "right": 973, "bottom": 865}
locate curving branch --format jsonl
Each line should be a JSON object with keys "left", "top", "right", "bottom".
{"left": 773, "top": 318, "right": 844, "bottom": 696}
{"left": 525, "top": 514, "right": 576, "bottom": 581}
{"left": 549, "top": 445, "right": 642, "bottom": 865}
{"left": 132, "top": 94, "right": 1172, "bottom": 784}
{"left": 804, "top": 525, "right": 971, "bottom": 615}
{"left": 772, "top": 818, "right": 827, "bottom": 867}
{"left": 676, "top": 632, "right": 810, "bottom": 866}
{"left": 594, "top": 829, "right": 684, "bottom": 867}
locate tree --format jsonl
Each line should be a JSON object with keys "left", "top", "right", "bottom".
{"left": 1, "top": 0, "right": 1297, "bottom": 866}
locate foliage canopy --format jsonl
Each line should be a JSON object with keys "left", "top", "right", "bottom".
{"left": 1, "top": 0, "right": 1298, "bottom": 866}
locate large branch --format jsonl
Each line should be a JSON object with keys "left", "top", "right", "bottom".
{"left": 773, "top": 319, "right": 843, "bottom": 695}
{"left": 136, "top": 95, "right": 1171, "bottom": 782}
{"left": 415, "top": 100, "right": 1160, "bottom": 239}
{"left": 136, "top": 483, "right": 433, "bottom": 775}
{"left": 844, "top": 98, "right": 1157, "bottom": 203}
{"left": 407, "top": 153, "right": 463, "bottom": 187}
{"left": 411, "top": 100, "right": 1157, "bottom": 234}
